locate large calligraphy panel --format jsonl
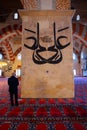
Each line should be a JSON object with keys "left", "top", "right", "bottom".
{"left": 19, "top": 10, "right": 75, "bottom": 98}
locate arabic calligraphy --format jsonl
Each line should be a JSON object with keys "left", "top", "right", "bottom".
{"left": 24, "top": 22, "right": 70, "bottom": 64}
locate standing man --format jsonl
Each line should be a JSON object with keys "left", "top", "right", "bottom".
{"left": 8, "top": 73, "right": 19, "bottom": 106}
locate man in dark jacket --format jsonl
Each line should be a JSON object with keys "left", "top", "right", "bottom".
{"left": 8, "top": 73, "right": 19, "bottom": 106}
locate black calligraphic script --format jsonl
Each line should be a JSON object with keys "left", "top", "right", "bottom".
{"left": 24, "top": 22, "right": 70, "bottom": 64}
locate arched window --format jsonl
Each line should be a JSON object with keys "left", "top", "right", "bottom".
{"left": 73, "top": 53, "right": 77, "bottom": 60}
{"left": 17, "top": 53, "right": 21, "bottom": 60}
{"left": 0, "top": 69, "right": 2, "bottom": 76}
{"left": 16, "top": 68, "right": 21, "bottom": 77}
{"left": 81, "top": 52, "right": 84, "bottom": 59}
{"left": 73, "top": 69, "right": 76, "bottom": 76}
{"left": 0, "top": 53, "right": 3, "bottom": 76}
{"left": 0, "top": 53, "right": 3, "bottom": 60}
{"left": 76, "top": 14, "right": 80, "bottom": 21}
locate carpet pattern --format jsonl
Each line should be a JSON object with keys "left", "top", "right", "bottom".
{"left": 0, "top": 77, "right": 87, "bottom": 130}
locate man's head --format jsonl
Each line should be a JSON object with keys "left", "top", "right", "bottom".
{"left": 12, "top": 72, "right": 16, "bottom": 77}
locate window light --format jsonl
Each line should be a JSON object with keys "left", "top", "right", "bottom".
{"left": 16, "top": 69, "right": 21, "bottom": 77}
{"left": 73, "top": 53, "right": 76, "bottom": 60}
{"left": 81, "top": 52, "right": 84, "bottom": 59}
{"left": 76, "top": 14, "right": 80, "bottom": 21}
{"left": 73, "top": 69, "right": 76, "bottom": 76}
{"left": 0, "top": 54, "right": 3, "bottom": 60}
{"left": 0, "top": 69, "right": 2, "bottom": 76}
{"left": 17, "top": 53, "right": 21, "bottom": 60}
{"left": 14, "top": 12, "right": 19, "bottom": 20}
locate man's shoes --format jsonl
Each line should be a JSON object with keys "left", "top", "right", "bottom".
{"left": 11, "top": 104, "right": 14, "bottom": 106}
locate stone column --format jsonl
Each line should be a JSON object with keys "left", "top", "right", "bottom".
{"left": 19, "top": 0, "right": 75, "bottom": 98}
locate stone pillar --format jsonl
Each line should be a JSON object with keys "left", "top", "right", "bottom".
{"left": 19, "top": 0, "right": 75, "bottom": 98}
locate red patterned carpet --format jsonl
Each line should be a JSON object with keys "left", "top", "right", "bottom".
{"left": 0, "top": 77, "right": 87, "bottom": 130}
